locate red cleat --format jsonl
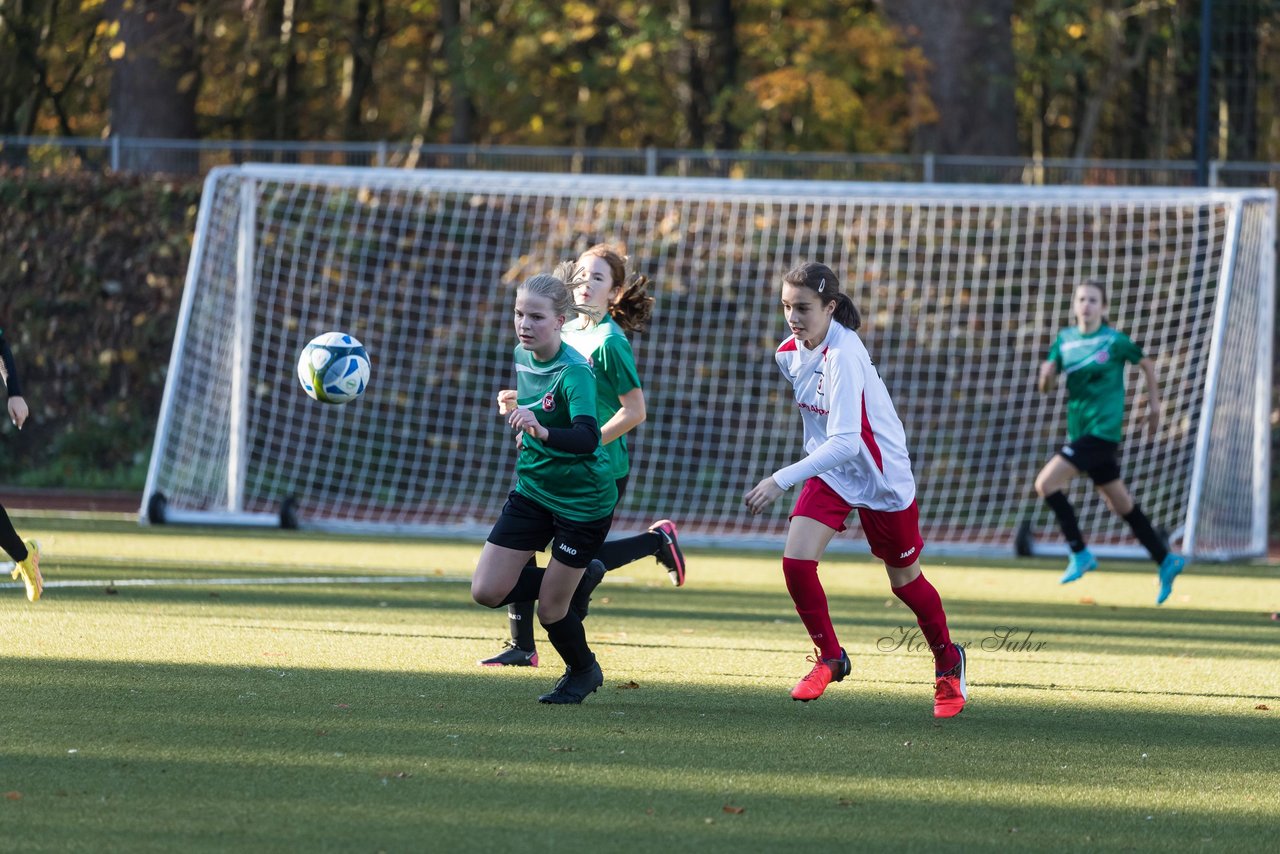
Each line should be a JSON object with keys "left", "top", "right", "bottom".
{"left": 790, "top": 648, "right": 851, "bottom": 701}
{"left": 933, "top": 645, "right": 967, "bottom": 718}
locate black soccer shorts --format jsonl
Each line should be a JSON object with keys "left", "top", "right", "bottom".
{"left": 1056, "top": 435, "right": 1122, "bottom": 485}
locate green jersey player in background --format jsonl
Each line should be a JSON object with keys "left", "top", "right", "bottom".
{"left": 1032, "top": 280, "right": 1186, "bottom": 605}
{"left": 481, "top": 245, "right": 685, "bottom": 668}
{"left": 470, "top": 264, "right": 617, "bottom": 704}
{"left": 0, "top": 326, "right": 42, "bottom": 601}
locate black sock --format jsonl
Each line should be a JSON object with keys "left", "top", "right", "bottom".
{"left": 541, "top": 613, "right": 593, "bottom": 671}
{"left": 502, "top": 558, "right": 539, "bottom": 649}
{"left": 595, "top": 531, "right": 661, "bottom": 571}
{"left": 1123, "top": 504, "right": 1168, "bottom": 565}
{"left": 1044, "top": 491, "right": 1086, "bottom": 553}
{"left": 0, "top": 504, "right": 27, "bottom": 563}
{"left": 570, "top": 562, "right": 603, "bottom": 604}
{"left": 497, "top": 561, "right": 544, "bottom": 607}
{"left": 507, "top": 600, "right": 536, "bottom": 651}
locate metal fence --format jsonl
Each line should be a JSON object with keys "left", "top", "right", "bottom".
{"left": 4, "top": 135, "right": 1280, "bottom": 189}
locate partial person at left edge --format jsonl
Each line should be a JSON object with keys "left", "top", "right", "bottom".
{"left": 0, "top": 325, "right": 43, "bottom": 601}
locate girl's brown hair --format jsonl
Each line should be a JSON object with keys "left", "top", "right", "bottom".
{"left": 1079, "top": 278, "right": 1108, "bottom": 304}
{"left": 782, "top": 261, "right": 861, "bottom": 331}
{"left": 518, "top": 261, "right": 600, "bottom": 324}
{"left": 579, "top": 243, "right": 654, "bottom": 334}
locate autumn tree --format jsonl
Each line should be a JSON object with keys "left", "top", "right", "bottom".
{"left": 878, "top": 0, "right": 1018, "bottom": 155}
{"left": 0, "top": 0, "right": 106, "bottom": 138}
{"left": 4, "top": 0, "right": 1280, "bottom": 164}
{"left": 731, "top": 2, "right": 936, "bottom": 153}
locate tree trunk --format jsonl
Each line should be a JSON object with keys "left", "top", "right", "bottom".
{"left": 877, "top": 0, "right": 1017, "bottom": 156}
{"left": 1222, "top": 2, "right": 1259, "bottom": 160}
{"left": 705, "top": 0, "right": 738, "bottom": 150}
{"left": 0, "top": 0, "right": 43, "bottom": 136}
{"left": 105, "top": 0, "right": 199, "bottom": 173}
{"left": 246, "top": 0, "right": 302, "bottom": 142}
{"left": 342, "top": 0, "right": 386, "bottom": 140}
{"left": 1072, "top": 7, "right": 1150, "bottom": 160}
{"left": 439, "top": 0, "right": 473, "bottom": 144}
{"left": 672, "top": 0, "right": 739, "bottom": 151}
{"left": 674, "top": 0, "right": 705, "bottom": 148}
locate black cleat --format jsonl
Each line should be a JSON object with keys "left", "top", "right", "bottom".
{"left": 649, "top": 519, "right": 686, "bottom": 586}
{"left": 570, "top": 560, "right": 606, "bottom": 621}
{"left": 478, "top": 641, "right": 539, "bottom": 667}
{"left": 538, "top": 659, "right": 604, "bottom": 704}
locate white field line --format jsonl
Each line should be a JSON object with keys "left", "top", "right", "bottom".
{"left": 3, "top": 558, "right": 637, "bottom": 589}
{"left": 2, "top": 574, "right": 471, "bottom": 589}
{"left": 6, "top": 555, "right": 463, "bottom": 572}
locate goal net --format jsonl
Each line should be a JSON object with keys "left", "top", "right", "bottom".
{"left": 143, "top": 166, "right": 1275, "bottom": 560}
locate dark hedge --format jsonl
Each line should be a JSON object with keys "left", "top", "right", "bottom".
{"left": 0, "top": 168, "right": 200, "bottom": 488}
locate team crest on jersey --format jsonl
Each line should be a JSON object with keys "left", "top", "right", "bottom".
{"left": 816, "top": 373, "right": 824, "bottom": 395}
{"left": 1094, "top": 350, "right": 1110, "bottom": 364}
{"left": 541, "top": 392, "right": 556, "bottom": 412}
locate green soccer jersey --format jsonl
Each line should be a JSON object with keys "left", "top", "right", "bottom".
{"left": 1047, "top": 324, "right": 1145, "bottom": 443}
{"left": 562, "top": 315, "right": 643, "bottom": 480}
{"left": 511, "top": 343, "right": 618, "bottom": 521}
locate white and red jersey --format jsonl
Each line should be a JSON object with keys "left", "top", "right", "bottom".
{"left": 773, "top": 321, "right": 916, "bottom": 512}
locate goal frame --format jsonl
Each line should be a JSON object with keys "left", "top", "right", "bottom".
{"left": 141, "top": 165, "right": 1275, "bottom": 560}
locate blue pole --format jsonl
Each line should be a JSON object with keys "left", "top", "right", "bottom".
{"left": 1195, "top": 0, "right": 1213, "bottom": 186}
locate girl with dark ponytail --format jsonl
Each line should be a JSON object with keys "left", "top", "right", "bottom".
{"left": 783, "top": 262, "right": 861, "bottom": 331}
{"left": 744, "top": 261, "right": 967, "bottom": 718}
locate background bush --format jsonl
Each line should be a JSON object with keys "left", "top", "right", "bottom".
{"left": 0, "top": 168, "right": 199, "bottom": 489}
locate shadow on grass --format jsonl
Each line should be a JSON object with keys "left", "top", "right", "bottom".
{"left": 17, "top": 513, "right": 1278, "bottom": 579}
{"left": 13, "top": 512, "right": 461, "bottom": 549}
{"left": 1, "top": 655, "right": 1275, "bottom": 853}
{"left": 19, "top": 572, "right": 1279, "bottom": 668}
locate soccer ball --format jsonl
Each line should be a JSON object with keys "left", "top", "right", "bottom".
{"left": 297, "top": 332, "right": 370, "bottom": 404}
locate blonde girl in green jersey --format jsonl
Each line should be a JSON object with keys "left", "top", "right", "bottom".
{"left": 1033, "top": 280, "right": 1186, "bottom": 605}
{"left": 480, "top": 245, "right": 685, "bottom": 668}
{"left": 471, "top": 264, "right": 617, "bottom": 704}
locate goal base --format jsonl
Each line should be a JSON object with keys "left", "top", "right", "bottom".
{"left": 142, "top": 492, "right": 300, "bottom": 530}
{"left": 1010, "top": 520, "right": 1181, "bottom": 562}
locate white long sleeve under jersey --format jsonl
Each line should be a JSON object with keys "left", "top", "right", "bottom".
{"left": 772, "top": 321, "right": 917, "bottom": 512}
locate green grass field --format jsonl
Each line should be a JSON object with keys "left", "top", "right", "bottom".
{"left": 3, "top": 512, "right": 1277, "bottom": 852}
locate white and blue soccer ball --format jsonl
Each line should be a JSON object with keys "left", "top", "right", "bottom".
{"left": 296, "top": 332, "right": 370, "bottom": 404}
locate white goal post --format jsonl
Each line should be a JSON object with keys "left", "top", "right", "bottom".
{"left": 142, "top": 165, "right": 1275, "bottom": 561}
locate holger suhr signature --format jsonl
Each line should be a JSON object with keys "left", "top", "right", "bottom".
{"left": 876, "top": 625, "right": 1048, "bottom": 653}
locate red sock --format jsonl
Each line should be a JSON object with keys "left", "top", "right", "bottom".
{"left": 892, "top": 573, "right": 959, "bottom": 673}
{"left": 782, "top": 557, "right": 841, "bottom": 659}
